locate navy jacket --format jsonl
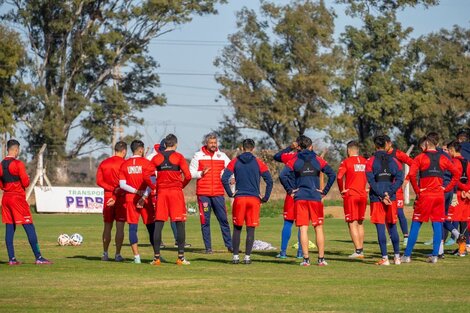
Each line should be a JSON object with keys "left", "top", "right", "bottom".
{"left": 222, "top": 152, "right": 273, "bottom": 202}
{"left": 279, "top": 149, "right": 336, "bottom": 201}
{"left": 365, "top": 151, "right": 404, "bottom": 203}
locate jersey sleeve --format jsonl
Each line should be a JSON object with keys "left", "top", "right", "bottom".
{"left": 365, "top": 156, "right": 384, "bottom": 198}
{"left": 408, "top": 155, "right": 421, "bottom": 194}
{"left": 386, "top": 158, "right": 404, "bottom": 196}
{"left": 222, "top": 158, "right": 236, "bottom": 197}
{"left": 17, "top": 161, "right": 30, "bottom": 188}
{"left": 396, "top": 150, "right": 414, "bottom": 166}
{"left": 442, "top": 156, "right": 460, "bottom": 193}
{"left": 336, "top": 160, "right": 347, "bottom": 193}
{"left": 257, "top": 159, "right": 273, "bottom": 201}
{"left": 179, "top": 154, "right": 192, "bottom": 188}
{"left": 189, "top": 152, "right": 202, "bottom": 179}
{"left": 96, "top": 163, "right": 115, "bottom": 192}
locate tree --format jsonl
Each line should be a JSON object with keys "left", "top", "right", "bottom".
{"left": 396, "top": 26, "right": 470, "bottom": 145}
{"left": 214, "top": 115, "right": 242, "bottom": 150}
{"left": 336, "top": 0, "right": 439, "bottom": 16}
{"left": 1, "top": 0, "right": 225, "bottom": 180}
{"left": 329, "top": 12, "right": 412, "bottom": 153}
{"left": 215, "top": 0, "right": 339, "bottom": 149}
{"left": 0, "top": 24, "right": 25, "bottom": 137}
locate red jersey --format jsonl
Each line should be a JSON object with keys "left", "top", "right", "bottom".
{"left": 453, "top": 156, "right": 470, "bottom": 191}
{"left": 337, "top": 155, "right": 367, "bottom": 197}
{"left": 388, "top": 148, "right": 414, "bottom": 167}
{"left": 0, "top": 157, "right": 30, "bottom": 196}
{"left": 151, "top": 150, "right": 191, "bottom": 189}
{"left": 96, "top": 155, "right": 125, "bottom": 198}
{"left": 119, "top": 156, "right": 156, "bottom": 201}
{"left": 409, "top": 150, "right": 459, "bottom": 196}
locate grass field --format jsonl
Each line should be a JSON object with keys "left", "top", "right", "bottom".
{"left": 0, "top": 211, "right": 469, "bottom": 313}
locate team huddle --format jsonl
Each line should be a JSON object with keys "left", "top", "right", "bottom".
{"left": 1, "top": 130, "right": 469, "bottom": 267}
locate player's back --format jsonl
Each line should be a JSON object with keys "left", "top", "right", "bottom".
{"left": 0, "top": 157, "right": 29, "bottom": 195}
{"left": 340, "top": 156, "right": 367, "bottom": 197}
{"left": 97, "top": 156, "right": 125, "bottom": 191}
{"left": 413, "top": 151, "right": 448, "bottom": 193}
{"left": 152, "top": 151, "right": 189, "bottom": 189}
{"left": 120, "top": 156, "right": 154, "bottom": 198}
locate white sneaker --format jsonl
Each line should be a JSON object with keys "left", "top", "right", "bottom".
{"left": 427, "top": 256, "right": 438, "bottom": 264}
{"left": 348, "top": 252, "right": 364, "bottom": 259}
{"left": 375, "top": 258, "right": 390, "bottom": 266}
{"left": 133, "top": 256, "right": 141, "bottom": 264}
{"left": 317, "top": 259, "right": 328, "bottom": 266}
{"left": 394, "top": 256, "right": 401, "bottom": 265}
{"left": 401, "top": 256, "right": 411, "bottom": 263}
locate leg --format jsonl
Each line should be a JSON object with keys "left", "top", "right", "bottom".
{"left": 358, "top": 220, "right": 365, "bottom": 251}
{"left": 175, "top": 221, "right": 186, "bottom": 258}
{"left": 5, "top": 223, "right": 16, "bottom": 261}
{"left": 114, "top": 221, "right": 125, "bottom": 256}
{"left": 128, "top": 223, "right": 140, "bottom": 261}
{"left": 153, "top": 221, "right": 165, "bottom": 259}
{"left": 397, "top": 208, "right": 408, "bottom": 237}
{"left": 279, "top": 220, "right": 294, "bottom": 255}
{"left": 297, "top": 228, "right": 303, "bottom": 257}
{"left": 171, "top": 222, "right": 178, "bottom": 242}
{"left": 232, "top": 225, "right": 242, "bottom": 256}
{"left": 198, "top": 197, "right": 212, "bottom": 251}
{"left": 348, "top": 221, "right": 360, "bottom": 250}
{"left": 245, "top": 226, "right": 255, "bottom": 257}
{"left": 432, "top": 222, "right": 443, "bottom": 257}
{"left": 212, "top": 196, "right": 233, "bottom": 249}
{"left": 300, "top": 225, "right": 309, "bottom": 259}
{"left": 375, "top": 223, "right": 388, "bottom": 258}
{"left": 102, "top": 222, "right": 113, "bottom": 256}
{"left": 314, "top": 224, "right": 325, "bottom": 259}
{"left": 22, "top": 224, "right": 42, "bottom": 259}
{"left": 145, "top": 223, "right": 155, "bottom": 247}
{"left": 387, "top": 223, "right": 400, "bottom": 255}
{"left": 404, "top": 221, "right": 422, "bottom": 257}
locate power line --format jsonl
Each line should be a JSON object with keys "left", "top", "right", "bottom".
{"left": 157, "top": 72, "right": 216, "bottom": 76}
{"left": 161, "top": 83, "right": 219, "bottom": 91}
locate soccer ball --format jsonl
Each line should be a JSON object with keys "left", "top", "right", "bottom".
{"left": 57, "top": 234, "right": 70, "bottom": 246}
{"left": 70, "top": 233, "right": 83, "bottom": 246}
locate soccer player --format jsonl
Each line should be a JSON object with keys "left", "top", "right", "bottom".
{"left": 222, "top": 139, "right": 273, "bottom": 264}
{"left": 337, "top": 140, "right": 367, "bottom": 259}
{"left": 190, "top": 133, "right": 232, "bottom": 253}
{"left": 446, "top": 140, "right": 470, "bottom": 256}
{"left": 96, "top": 141, "right": 127, "bottom": 261}
{"left": 150, "top": 134, "right": 192, "bottom": 265}
{"left": 119, "top": 140, "right": 156, "bottom": 263}
{"left": 280, "top": 135, "right": 336, "bottom": 266}
{"left": 366, "top": 136, "right": 404, "bottom": 265}
{"left": 273, "top": 140, "right": 303, "bottom": 259}
{"left": 384, "top": 136, "right": 414, "bottom": 245}
{"left": 147, "top": 140, "right": 191, "bottom": 249}
{"left": 0, "top": 139, "right": 51, "bottom": 265}
{"left": 456, "top": 130, "right": 470, "bottom": 161}
{"left": 403, "top": 132, "right": 460, "bottom": 263}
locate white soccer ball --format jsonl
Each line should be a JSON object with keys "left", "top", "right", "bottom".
{"left": 70, "top": 233, "right": 83, "bottom": 246}
{"left": 57, "top": 234, "right": 70, "bottom": 246}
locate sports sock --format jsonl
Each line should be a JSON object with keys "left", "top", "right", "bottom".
{"left": 388, "top": 223, "right": 400, "bottom": 255}
{"left": 23, "top": 224, "right": 41, "bottom": 259}
{"left": 233, "top": 254, "right": 239, "bottom": 260}
{"left": 432, "top": 222, "right": 443, "bottom": 256}
{"left": 451, "top": 228, "right": 460, "bottom": 240}
{"left": 375, "top": 224, "right": 387, "bottom": 257}
{"left": 404, "top": 221, "right": 422, "bottom": 257}
{"left": 232, "top": 225, "right": 242, "bottom": 255}
{"left": 244, "top": 255, "right": 251, "bottom": 261}
{"left": 145, "top": 223, "right": 155, "bottom": 247}
{"left": 5, "top": 224, "right": 16, "bottom": 260}
{"left": 280, "top": 220, "right": 294, "bottom": 252}
{"left": 175, "top": 222, "right": 186, "bottom": 255}
{"left": 153, "top": 221, "right": 165, "bottom": 255}
{"left": 355, "top": 248, "right": 363, "bottom": 254}
{"left": 129, "top": 224, "right": 139, "bottom": 245}
{"left": 178, "top": 254, "right": 184, "bottom": 260}
{"left": 397, "top": 208, "right": 408, "bottom": 235}
{"left": 438, "top": 240, "right": 444, "bottom": 255}
{"left": 245, "top": 226, "right": 255, "bottom": 256}
{"left": 103, "top": 251, "right": 108, "bottom": 256}
{"left": 318, "top": 257, "right": 325, "bottom": 262}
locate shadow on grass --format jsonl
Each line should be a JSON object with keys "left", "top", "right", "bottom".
{"left": 191, "top": 256, "right": 298, "bottom": 265}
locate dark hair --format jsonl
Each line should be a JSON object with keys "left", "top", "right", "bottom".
{"left": 130, "top": 140, "right": 144, "bottom": 153}
{"left": 373, "top": 135, "right": 387, "bottom": 149}
{"left": 164, "top": 134, "right": 178, "bottom": 148}
{"left": 114, "top": 141, "right": 127, "bottom": 153}
{"left": 346, "top": 140, "right": 360, "bottom": 150}
{"left": 383, "top": 135, "right": 392, "bottom": 143}
{"left": 297, "top": 135, "right": 312, "bottom": 149}
{"left": 448, "top": 140, "right": 461, "bottom": 153}
{"left": 7, "top": 139, "right": 20, "bottom": 150}
{"left": 426, "top": 132, "right": 439, "bottom": 146}
{"left": 417, "top": 136, "right": 427, "bottom": 148}
{"left": 457, "top": 130, "right": 469, "bottom": 142}
{"left": 242, "top": 138, "right": 255, "bottom": 151}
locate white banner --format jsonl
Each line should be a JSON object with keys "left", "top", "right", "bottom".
{"left": 34, "top": 186, "right": 104, "bottom": 213}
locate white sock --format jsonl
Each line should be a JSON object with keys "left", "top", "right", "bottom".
{"left": 134, "top": 254, "right": 140, "bottom": 259}
{"left": 382, "top": 255, "right": 389, "bottom": 260}
{"left": 244, "top": 255, "right": 250, "bottom": 261}
{"left": 233, "top": 255, "right": 239, "bottom": 260}
{"left": 394, "top": 254, "right": 400, "bottom": 259}
{"left": 103, "top": 251, "right": 108, "bottom": 256}
{"left": 439, "top": 241, "right": 444, "bottom": 255}
{"left": 452, "top": 229, "right": 460, "bottom": 239}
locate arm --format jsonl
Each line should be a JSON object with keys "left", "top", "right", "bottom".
{"left": 273, "top": 147, "right": 293, "bottom": 163}
{"left": 257, "top": 159, "right": 273, "bottom": 202}
{"left": 17, "top": 161, "right": 30, "bottom": 188}
{"left": 336, "top": 160, "right": 347, "bottom": 193}
{"left": 180, "top": 156, "right": 192, "bottom": 188}
{"left": 386, "top": 160, "right": 404, "bottom": 196}
{"left": 119, "top": 180, "right": 137, "bottom": 194}
{"left": 221, "top": 159, "right": 236, "bottom": 197}
{"left": 143, "top": 162, "right": 156, "bottom": 190}
{"left": 443, "top": 157, "right": 460, "bottom": 193}
{"left": 408, "top": 157, "right": 421, "bottom": 194}
{"left": 96, "top": 165, "right": 115, "bottom": 192}
{"left": 396, "top": 150, "right": 414, "bottom": 167}
{"left": 279, "top": 162, "right": 296, "bottom": 195}
{"left": 321, "top": 164, "right": 336, "bottom": 196}
{"left": 365, "top": 157, "right": 385, "bottom": 198}
{"left": 189, "top": 153, "right": 202, "bottom": 179}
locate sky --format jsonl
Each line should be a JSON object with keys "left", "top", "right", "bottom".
{"left": 121, "top": 0, "right": 470, "bottom": 157}
{"left": 5, "top": 0, "right": 470, "bottom": 158}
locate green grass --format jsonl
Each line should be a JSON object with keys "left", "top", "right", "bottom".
{"left": 0, "top": 211, "right": 469, "bottom": 313}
